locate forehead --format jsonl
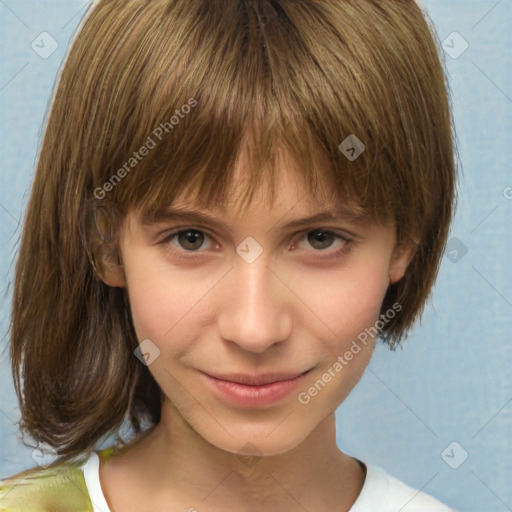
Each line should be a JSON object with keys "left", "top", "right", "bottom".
{"left": 138, "top": 177, "right": 371, "bottom": 235}
{"left": 193, "top": 146, "right": 352, "bottom": 210}
{"left": 148, "top": 146, "right": 366, "bottom": 222}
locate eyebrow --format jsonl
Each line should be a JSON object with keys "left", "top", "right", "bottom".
{"left": 141, "top": 205, "right": 368, "bottom": 232}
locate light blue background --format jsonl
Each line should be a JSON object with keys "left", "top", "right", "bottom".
{"left": 0, "top": 1, "right": 511, "bottom": 511}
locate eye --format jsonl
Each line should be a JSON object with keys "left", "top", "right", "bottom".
{"left": 304, "top": 230, "right": 342, "bottom": 250}
{"left": 159, "top": 227, "right": 354, "bottom": 261}
{"left": 162, "top": 228, "right": 215, "bottom": 256}
{"left": 295, "top": 229, "right": 353, "bottom": 259}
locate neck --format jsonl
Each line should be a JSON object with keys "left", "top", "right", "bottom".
{"left": 113, "top": 399, "right": 365, "bottom": 512}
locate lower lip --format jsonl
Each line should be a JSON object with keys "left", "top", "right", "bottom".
{"left": 201, "top": 371, "right": 310, "bottom": 407}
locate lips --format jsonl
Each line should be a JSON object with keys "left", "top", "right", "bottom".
{"left": 199, "top": 368, "right": 313, "bottom": 407}
{"left": 202, "top": 370, "right": 311, "bottom": 386}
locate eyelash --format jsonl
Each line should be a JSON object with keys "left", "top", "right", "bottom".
{"left": 159, "top": 227, "right": 355, "bottom": 262}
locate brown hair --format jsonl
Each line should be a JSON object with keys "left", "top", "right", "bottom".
{"left": 9, "top": 0, "right": 457, "bottom": 461}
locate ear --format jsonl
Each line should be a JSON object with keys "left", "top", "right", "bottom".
{"left": 96, "top": 245, "right": 126, "bottom": 288}
{"left": 87, "top": 203, "right": 126, "bottom": 287}
{"left": 389, "top": 240, "right": 417, "bottom": 285}
{"left": 102, "top": 248, "right": 126, "bottom": 288}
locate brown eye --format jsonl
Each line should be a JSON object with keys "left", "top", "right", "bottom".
{"left": 307, "top": 230, "right": 337, "bottom": 250}
{"left": 295, "top": 229, "right": 353, "bottom": 261}
{"left": 176, "top": 229, "right": 205, "bottom": 251}
{"left": 159, "top": 228, "right": 217, "bottom": 262}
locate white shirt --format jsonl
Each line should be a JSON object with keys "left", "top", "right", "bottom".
{"left": 81, "top": 451, "right": 459, "bottom": 512}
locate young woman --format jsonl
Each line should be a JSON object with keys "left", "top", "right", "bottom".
{"left": 1, "top": 1, "right": 459, "bottom": 510}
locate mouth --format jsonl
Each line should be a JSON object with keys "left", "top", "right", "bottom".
{"left": 201, "top": 369, "right": 312, "bottom": 386}
{"left": 199, "top": 368, "right": 313, "bottom": 407}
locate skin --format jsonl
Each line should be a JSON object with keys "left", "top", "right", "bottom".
{"left": 100, "top": 148, "right": 415, "bottom": 512}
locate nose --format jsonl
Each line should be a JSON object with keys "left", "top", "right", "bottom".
{"left": 216, "top": 251, "right": 293, "bottom": 354}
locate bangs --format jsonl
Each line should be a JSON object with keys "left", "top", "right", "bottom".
{"left": 88, "top": 0, "right": 431, "bottom": 229}
{"left": 12, "top": 0, "right": 455, "bottom": 454}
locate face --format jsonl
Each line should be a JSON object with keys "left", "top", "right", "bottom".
{"left": 109, "top": 149, "right": 412, "bottom": 457}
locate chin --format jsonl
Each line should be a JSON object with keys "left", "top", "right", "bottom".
{"left": 195, "top": 419, "right": 313, "bottom": 458}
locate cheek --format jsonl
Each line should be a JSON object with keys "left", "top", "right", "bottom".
{"left": 294, "top": 265, "right": 390, "bottom": 412}
{"left": 281, "top": 259, "right": 390, "bottom": 339}
{"left": 123, "top": 252, "right": 219, "bottom": 347}
{"left": 341, "top": 267, "right": 390, "bottom": 326}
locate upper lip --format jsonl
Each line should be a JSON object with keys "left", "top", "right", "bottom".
{"left": 202, "top": 369, "right": 311, "bottom": 386}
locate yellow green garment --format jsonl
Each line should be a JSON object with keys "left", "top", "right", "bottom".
{"left": 0, "top": 447, "right": 114, "bottom": 512}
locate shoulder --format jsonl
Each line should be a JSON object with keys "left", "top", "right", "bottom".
{"left": 352, "top": 462, "right": 460, "bottom": 512}
{"left": 0, "top": 455, "right": 93, "bottom": 512}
